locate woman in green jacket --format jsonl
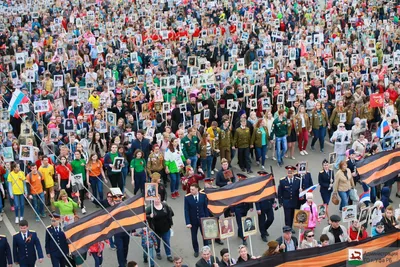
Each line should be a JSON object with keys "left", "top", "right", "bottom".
{"left": 51, "top": 189, "right": 79, "bottom": 228}
{"left": 251, "top": 118, "right": 269, "bottom": 169}
{"left": 164, "top": 138, "right": 185, "bottom": 199}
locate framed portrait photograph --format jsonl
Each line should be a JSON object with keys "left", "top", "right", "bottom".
{"left": 342, "top": 205, "right": 357, "bottom": 222}
{"left": 19, "top": 145, "right": 34, "bottom": 161}
{"left": 112, "top": 157, "right": 124, "bottom": 172}
{"left": 64, "top": 119, "right": 75, "bottom": 133}
{"left": 187, "top": 56, "right": 197, "bottom": 67}
{"left": 219, "top": 217, "right": 235, "bottom": 239}
{"left": 53, "top": 98, "right": 64, "bottom": 111}
{"left": 262, "top": 98, "right": 270, "bottom": 111}
{"left": 317, "top": 204, "right": 328, "bottom": 219}
{"left": 20, "top": 122, "right": 32, "bottom": 137}
{"left": 68, "top": 87, "right": 78, "bottom": 100}
{"left": 54, "top": 75, "right": 64, "bottom": 87}
{"left": 201, "top": 217, "right": 220, "bottom": 240}
{"left": 162, "top": 102, "right": 170, "bottom": 114}
{"left": 203, "top": 109, "right": 210, "bottom": 120}
{"left": 242, "top": 216, "right": 257, "bottom": 237}
{"left": 16, "top": 103, "right": 29, "bottom": 115}
{"left": 339, "top": 113, "right": 346, "bottom": 123}
{"left": 249, "top": 98, "right": 257, "bottom": 110}
{"left": 178, "top": 101, "right": 188, "bottom": 113}
{"left": 328, "top": 152, "right": 337, "bottom": 165}
{"left": 0, "top": 110, "right": 9, "bottom": 122}
{"left": 34, "top": 100, "right": 50, "bottom": 113}
{"left": 297, "top": 161, "right": 307, "bottom": 175}
{"left": 49, "top": 128, "right": 60, "bottom": 142}
{"left": 83, "top": 102, "right": 94, "bottom": 115}
{"left": 358, "top": 207, "right": 370, "bottom": 225}
{"left": 71, "top": 173, "right": 84, "bottom": 191}
{"left": 293, "top": 209, "right": 309, "bottom": 228}
{"left": 145, "top": 183, "right": 158, "bottom": 201}
{"left": 107, "top": 112, "right": 117, "bottom": 126}
{"left": 2, "top": 147, "right": 14, "bottom": 162}
{"left": 277, "top": 94, "right": 284, "bottom": 105}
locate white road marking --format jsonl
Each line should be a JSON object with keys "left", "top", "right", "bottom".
{"left": 2, "top": 211, "right": 16, "bottom": 235}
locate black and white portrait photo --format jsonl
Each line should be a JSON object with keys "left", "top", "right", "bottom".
{"left": 242, "top": 216, "right": 257, "bottom": 237}
{"left": 64, "top": 119, "right": 75, "bottom": 133}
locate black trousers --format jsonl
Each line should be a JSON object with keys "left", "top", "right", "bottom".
{"left": 237, "top": 147, "right": 251, "bottom": 171}
{"left": 284, "top": 207, "right": 295, "bottom": 228}
{"left": 258, "top": 208, "right": 274, "bottom": 237}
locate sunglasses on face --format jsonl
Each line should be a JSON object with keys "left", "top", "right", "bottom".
{"left": 307, "top": 235, "right": 314, "bottom": 238}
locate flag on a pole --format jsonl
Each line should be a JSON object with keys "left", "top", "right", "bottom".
{"left": 359, "top": 191, "right": 371, "bottom": 203}
{"left": 8, "top": 89, "right": 29, "bottom": 117}
{"left": 369, "top": 93, "right": 384, "bottom": 108}
{"left": 299, "top": 184, "right": 319, "bottom": 198}
{"left": 376, "top": 120, "right": 390, "bottom": 138}
{"left": 205, "top": 175, "right": 277, "bottom": 216}
{"left": 356, "top": 149, "right": 400, "bottom": 186}
{"left": 65, "top": 195, "right": 146, "bottom": 256}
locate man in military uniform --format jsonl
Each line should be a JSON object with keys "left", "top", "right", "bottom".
{"left": 295, "top": 163, "right": 314, "bottom": 208}
{"left": 13, "top": 219, "right": 43, "bottom": 267}
{"left": 278, "top": 166, "right": 300, "bottom": 233}
{"left": 45, "top": 214, "right": 69, "bottom": 267}
{"left": 184, "top": 183, "right": 210, "bottom": 258}
{"left": 219, "top": 118, "right": 233, "bottom": 165}
{"left": 256, "top": 170, "right": 275, "bottom": 242}
{"left": 0, "top": 233, "right": 12, "bottom": 267}
{"left": 318, "top": 159, "right": 334, "bottom": 205}
{"left": 233, "top": 118, "right": 253, "bottom": 173}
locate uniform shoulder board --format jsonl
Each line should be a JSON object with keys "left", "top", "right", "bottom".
{"left": 320, "top": 170, "right": 324, "bottom": 173}
{"left": 185, "top": 193, "right": 191, "bottom": 197}
{"left": 199, "top": 190, "right": 206, "bottom": 194}
{"left": 0, "top": 234, "right": 6, "bottom": 237}
{"left": 47, "top": 225, "right": 52, "bottom": 228}
{"left": 30, "top": 230, "right": 36, "bottom": 232}
{"left": 13, "top": 232, "right": 19, "bottom": 235}
{"left": 280, "top": 177, "right": 286, "bottom": 180}
{"left": 295, "top": 176, "right": 301, "bottom": 180}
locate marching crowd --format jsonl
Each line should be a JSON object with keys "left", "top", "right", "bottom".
{"left": 2, "top": 0, "right": 400, "bottom": 266}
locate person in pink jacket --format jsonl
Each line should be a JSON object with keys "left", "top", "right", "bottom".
{"left": 300, "top": 193, "right": 321, "bottom": 230}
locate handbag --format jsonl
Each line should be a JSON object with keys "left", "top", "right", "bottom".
{"left": 331, "top": 192, "right": 340, "bottom": 205}
{"left": 349, "top": 188, "right": 359, "bottom": 201}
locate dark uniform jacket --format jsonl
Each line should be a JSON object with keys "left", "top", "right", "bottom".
{"left": 45, "top": 225, "right": 69, "bottom": 256}
{"left": 0, "top": 235, "right": 12, "bottom": 267}
{"left": 13, "top": 231, "right": 43, "bottom": 265}
{"left": 278, "top": 176, "right": 300, "bottom": 208}
{"left": 184, "top": 192, "right": 209, "bottom": 226}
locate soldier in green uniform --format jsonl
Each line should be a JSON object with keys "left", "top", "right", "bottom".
{"left": 233, "top": 118, "right": 252, "bottom": 173}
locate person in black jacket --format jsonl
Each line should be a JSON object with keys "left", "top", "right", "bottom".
{"left": 215, "top": 158, "right": 236, "bottom": 188}
{"left": 146, "top": 195, "right": 174, "bottom": 262}
{"left": 318, "top": 159, "right": 334, "bottom": 205}
{"left": 256, "top": 198, "right": 275, "bottom": 242}
{"left": 45, "top": 214, "right": 69, "bottom": 267}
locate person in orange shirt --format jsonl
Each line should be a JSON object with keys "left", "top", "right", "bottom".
{"left": 86, "top": 154, "right": 107, "bottom": 204}
{"left": 26, "top": 163, "right": 46, "bottom": 221}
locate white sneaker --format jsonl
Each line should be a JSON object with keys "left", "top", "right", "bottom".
{"left": 261, "top": 166, "right": 265, "bottom": 169}
{"left": 303, "top": 150, "right": 308, "bottom": 155}
{"left": 19, "top": 217, "right": 23, "bottom": 221}
{"left": 211, "top": 171, "right": 214, "bottom": 175}
{"left": 82, "top": 207, "right": 87, "bottom": 214}
{"left": 213, "top": 168, "right": 218, "bottom": 172}
{"left": 291, "top": 156, "right": 296, "bottom": 160}
{"left": 15, "top": 217, "right": 19, "bottom": 224}
{"left": 300, "top": 151, "right": 305, "bottom": 156}
{"left": 0, "top": 215, "right": 3, "bottom": 222}
{"left": 272, "top": 157, "right": 276, "bottom": 161}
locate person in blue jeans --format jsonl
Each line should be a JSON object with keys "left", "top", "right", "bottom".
{"left": 134, "top": 227, "right": 158, "bottom": 267}
{"left": 146, "top": 196, "right": 174, "bottom": 262}
{"left": 270, "top": 109, "right": 288, "bottom": 167}
{"left": 0, "top": 182, "right": 3, "bottom": 221}
{"left": 86, "top": 154, "right": 107, "bottom": 203}
{"left": 7, "top": 162, "right": 27, "bottom": 224}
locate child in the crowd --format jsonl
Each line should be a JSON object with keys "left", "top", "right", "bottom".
{"left": 134, "top": 227, "right": 158, "bottom": 267}
{"left": 319, "top": 234, "right": 330, "bottom": 246}
{"left": 372, "top": 221, "right": 385, "bottom": 237}
{"left": 88, "top": 240, "right": 109, "bottom": 267}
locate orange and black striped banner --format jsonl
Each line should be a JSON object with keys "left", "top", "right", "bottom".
{"left": 205, "top": 175, "right": 277, "bottom": 216}
{"left": 65, "top": 195, "right": 146, "bottom": 256}
{"left": 356, "top": 149, "right": 400, "bottom": 186}
{"left": 236, "top": 230, "right": 400, "bottom": 267}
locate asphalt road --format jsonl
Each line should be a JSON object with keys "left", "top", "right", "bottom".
{"left": 1, "top": 142, "right": 399, "bottom": 267}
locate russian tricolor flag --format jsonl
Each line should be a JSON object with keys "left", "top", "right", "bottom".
{"left": 8, "top": 89, "right": 30, "bottom": 118}
{"left": 376, "top": 120, "right": 390, "bottom": 139}
{"left": 299, "top": 183, "right": 319, "bottom": 198}
{"left": 359, "top": 190, "right": 371, "bottom": 203}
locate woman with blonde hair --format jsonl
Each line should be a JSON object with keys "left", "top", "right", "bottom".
{"left": 333, "top": 160, "right": 355, "bottom": 211}
{"left": 51, "top": 189, "right": 79, "bottom": 228}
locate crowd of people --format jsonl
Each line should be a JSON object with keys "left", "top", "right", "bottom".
{"left": 1, "top": 0, "right": 400, "bottom": 266}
